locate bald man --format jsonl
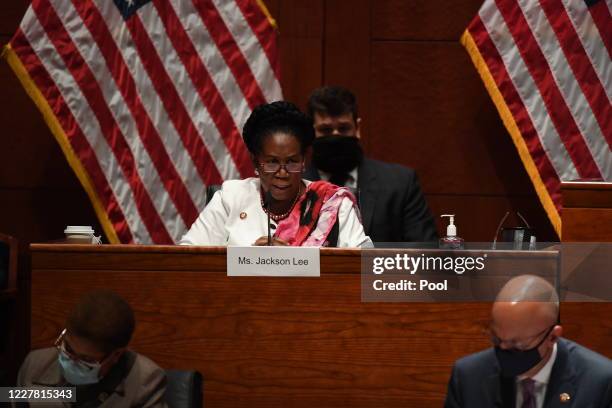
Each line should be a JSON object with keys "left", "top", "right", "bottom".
{"left": 445, "top": 275, "right": 612, "bottom": 408}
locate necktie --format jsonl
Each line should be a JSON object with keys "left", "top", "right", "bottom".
{"left": 521, "top": 378, "right": 536, "bottom": 408}
{"left": 329, "top": 172, "right": 350, "bottom": 187}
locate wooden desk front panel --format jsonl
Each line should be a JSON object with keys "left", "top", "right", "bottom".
{"left": 561, "top": 182, "right": 612, "bottom": 242}
{"left": 30, "top": 245, "right": 611, "bottom": 408}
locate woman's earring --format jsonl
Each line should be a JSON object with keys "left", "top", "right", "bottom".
{"left": 255, "top": 169, "right": 259, "bottom": 176}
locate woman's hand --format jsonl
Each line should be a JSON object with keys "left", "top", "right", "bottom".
{"left": 253, "top": 236, "right": 289, "bottom": 246}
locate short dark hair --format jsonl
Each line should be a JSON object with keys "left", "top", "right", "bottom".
{"left": 242, "top": 101, "right": 314, "bottom": 155}
{"left": 66, "top": 290, "right": 135, "bottom": 354}
{"left": 306, "top": 86, "right": 358, "bottom": 120}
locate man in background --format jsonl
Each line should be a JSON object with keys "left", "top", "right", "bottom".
{"left": 305, "top": 85, "right": 437, "bottom": 243}
{"left": 17, "top": 289, "right": 167, "bottom": 407}
{"left": 445, "top": 275, "right": 612, "bottom": 407}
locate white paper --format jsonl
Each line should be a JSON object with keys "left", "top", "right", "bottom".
{"left": 227, "top": 246, "right": 320, "bottom": 277}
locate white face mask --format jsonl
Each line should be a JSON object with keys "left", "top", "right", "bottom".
{"left": 58, "top": 349, "right": 101, "bottom": 385}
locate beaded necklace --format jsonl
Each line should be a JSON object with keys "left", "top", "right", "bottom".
{"left": 260, "top": 184, "right": 303, "bottom": 222}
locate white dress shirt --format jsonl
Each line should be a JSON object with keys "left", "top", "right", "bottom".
{"left": 515, "top": 342, "right": 558, "bottom": 408}
{"left": 180, "top": 178, "right": 372, "bottom": 247}
{"left": 318, "top": 168, "right": 359, "bottom": 190}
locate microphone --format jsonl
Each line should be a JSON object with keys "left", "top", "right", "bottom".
{"left": 492, "top": 211, "right": 534, "bottom": 250}
{"left": 264, "top": 190, "right": 273, "bottom": 246}
{"left": 492, "top": 211, "right": 510, "bottom": 249}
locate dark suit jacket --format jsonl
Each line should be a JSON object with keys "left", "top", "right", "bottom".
{"left": 445, "top": 338, "right": 612, "bottom": 408}
{"left": 305, "top": 158, "right": 437, "bottom": 243}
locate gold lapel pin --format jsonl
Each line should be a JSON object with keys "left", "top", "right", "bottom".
{"left": 560, "top": 393, "right": 571, "bottom": 403}
{"left": 240, "top": 212, "right": 247, "bottom": 220}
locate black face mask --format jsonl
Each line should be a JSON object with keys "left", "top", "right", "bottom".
{"left": 312, "top": 135, "right": 363, "bottom": 174}
{"left": 494, "top": 326, "right": 554, "bottom": 378}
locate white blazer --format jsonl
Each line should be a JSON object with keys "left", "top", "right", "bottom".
{"left": 180, "top": 178, "right": 372, "bottom": 247}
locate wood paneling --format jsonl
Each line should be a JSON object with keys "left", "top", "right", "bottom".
{"left": 0, "top": 1, "right": 29, "bottom": 36}
{"left": 561, "top": 182, "right": 612, "bottom": 242}
{"left": 323, "top": 0, "right": 371, "bottom": 146}
{"left": 371, "top": 0, "right": 483, "bottom": 41}
{"left": 0, "top": 61, "right": 78, "bottom": 189}
{"left": 562, "top": 209, "right": 612, "bottom": 242}
{"left": 369, "top": 41, "right": 534, "bottom": 196}
{"left": 31, "top": 245, "right": 610, "bottom": 407}
{"left": 274, "top": 0, "right": 324, "bottom": 109}
{"left": 561, "top": 182, "right": 612, "bottom": 208}
{"left": 559, "top": 302, "right": 612, "bottom": 358}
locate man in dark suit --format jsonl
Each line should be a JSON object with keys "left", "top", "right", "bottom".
{"left": 445, "top": 275, "right": 612, "bottom": 408}
{"left": 304, "top": 86, "right": 437, "bottom": 243}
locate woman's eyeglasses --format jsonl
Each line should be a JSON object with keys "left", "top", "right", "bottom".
{"left": 259, "top": 162, "right": 303, "bottom": 174}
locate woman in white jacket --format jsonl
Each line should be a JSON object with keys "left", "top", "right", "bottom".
{"left": 180, "top": 101, "right": 371, "bottom": 248}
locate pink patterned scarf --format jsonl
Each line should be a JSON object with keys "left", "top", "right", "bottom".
{"left": 274, "top": 180, "right": 359, "bottom": 246}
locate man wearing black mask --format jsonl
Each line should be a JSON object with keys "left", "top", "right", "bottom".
{"left": 445, "top": 275, "right": 612, "bottom": 408}
{"left": 304, "top": 85, "right": 437, "bottom": 243}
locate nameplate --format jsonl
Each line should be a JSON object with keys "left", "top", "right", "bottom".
{"left": 227, "top": 246, "right": 320, "bottom": 277}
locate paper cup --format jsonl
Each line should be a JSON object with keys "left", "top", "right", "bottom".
{"left": 64, "top": 226, "right": 95, "bottom": 244}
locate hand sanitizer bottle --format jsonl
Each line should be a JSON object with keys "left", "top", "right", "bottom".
{"left": 439, "top": 214, "right": 464, "bottom": 249}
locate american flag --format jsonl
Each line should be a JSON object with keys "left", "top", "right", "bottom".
{"left": 3, "top": 0, "right": 282, "bottom": 244}
{"left": 462, "top": 0, "right": 611, "bottom": 237}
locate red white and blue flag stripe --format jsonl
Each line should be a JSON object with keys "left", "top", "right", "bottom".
{"left": 4, "top": 0, "right": 282, "bottom": 243}
{"left": 462, "top": 0, "right": 611, "bottom": 236}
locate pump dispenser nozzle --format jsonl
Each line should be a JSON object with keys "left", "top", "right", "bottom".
{"left": 441, "top": 214, "right": 457, "bottom": 237}
{"left": 439, "top": 214, "right": 464, "bottom": 249}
